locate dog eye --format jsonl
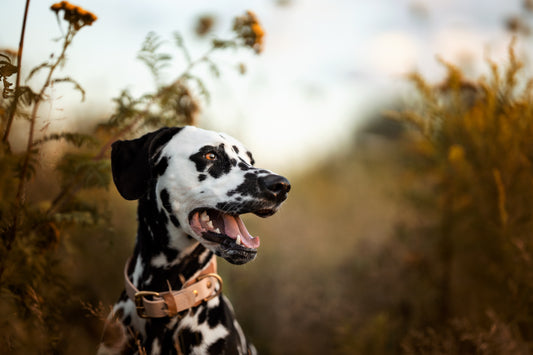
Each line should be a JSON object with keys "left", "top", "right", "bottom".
{"left": 205, "top": 152, "right": 217, "bottom": 161}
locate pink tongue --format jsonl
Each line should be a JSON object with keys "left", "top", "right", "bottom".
{"left": 222, "top": 214, "right": 260, "bottom": 249}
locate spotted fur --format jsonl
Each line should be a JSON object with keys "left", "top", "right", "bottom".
{"left": 98, "top": 126, "right": 290, "bottom": 355}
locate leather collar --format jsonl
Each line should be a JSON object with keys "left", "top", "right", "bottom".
{"left": 124, "top": 256, "right": 222, "bottom": 318}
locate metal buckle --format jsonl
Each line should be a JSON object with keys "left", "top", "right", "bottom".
{"left": 134, "top": 291, "right": 160, "bottom": 318}
{"left": 196, "top": 273, "right": 223, "bottom": 302}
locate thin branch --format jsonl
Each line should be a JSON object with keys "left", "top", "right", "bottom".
{"left": 1, "top": 23, "right": 77, "bottom": 285}
{"left": 2, "top": 0, "right": 31, "bottom": 145}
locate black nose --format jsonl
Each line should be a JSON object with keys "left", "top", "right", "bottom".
{"left": 263, "top": 174, "right": 291, "bottom": 198}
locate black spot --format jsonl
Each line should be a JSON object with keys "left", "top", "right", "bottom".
{"left": 246, "top": 151, "right": 255, "bottom": 165}
{"left": 189, "top": 306, "right": 200, "bottom": 316}
{"left": 160, "top": 189, "right": 172, "bottom": 213}
{"left": 152, "top": 156, "right": 169, "bottom": 177}
{"left": 179, "top": 328, "right": 203, "bottom": 348}
{"left": 207, "top": 301, "right": 226, "bottom": 328}
{"left": 153, "top": 162, "right": 171, "bottom": 186}
{"left": 189, "top": 144, "right": 233, "bottom": 179}
{"left": 226, "top": 173, "right": 260, "bottom": 197}
{"left": 123, "top": 315, "right": 131, "bottom": 326}
{"left": 186, "top": 235, "right": 194, "bottom": 240}
{"left": 238, "top": 162, "right": 250, "bottom": 171}
{"left": 163, "top": 247, "right": 179, "bottom": 261}
{"left": 170, "top": 215, "right": 180, "bottom": 228}
{"left": 208, "top": 338, "right": 226, "bottom": 355}
{"left": 198, "top": 307, "right": 207, "bottom": 324}
{"left": 232, "top": 145, "right": 239, "bottom": 154}
{"left": 198, "top": 174, "right": 207, "bottom": 182}
{"left": 189, "top": 146, "right": 211, "bottom": 172}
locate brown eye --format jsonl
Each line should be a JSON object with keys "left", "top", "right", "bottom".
{"left": 205, "top": 152, "right": 217, "bottom": 161}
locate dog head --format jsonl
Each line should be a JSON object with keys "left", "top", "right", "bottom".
{"left": 111, "top": 126, "right": 290, "bottom": 265}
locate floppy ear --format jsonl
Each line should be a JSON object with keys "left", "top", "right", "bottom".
{"left": 111, "top": 127, "right": 183, "bottom": 200}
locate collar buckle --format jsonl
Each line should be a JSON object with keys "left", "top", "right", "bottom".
{"left": 134, "top": 291, "right": 160, "bottom": 318}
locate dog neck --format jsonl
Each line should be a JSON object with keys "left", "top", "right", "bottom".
{"left": 127, "top": 187, "right": 213, "bottom": 292}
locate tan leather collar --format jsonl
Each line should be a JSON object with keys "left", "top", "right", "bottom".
{"left": 124, "top": 256, "right": 222, "bottom": 318}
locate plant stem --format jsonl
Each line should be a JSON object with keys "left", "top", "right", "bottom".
{"left": 0, "top": 24, "right": 76, "bottom": 285}
{"left": 0, "top": 0, "right": 32, "bottom": 284}
{"left": 2, "top": 0, "right": 31, "bottom": 145}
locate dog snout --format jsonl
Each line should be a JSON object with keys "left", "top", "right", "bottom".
{"left": 262, "top": 174, "right": 291, "bottom": 200}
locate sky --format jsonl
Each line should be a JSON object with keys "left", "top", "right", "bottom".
{"left": 0, "top": 0, "right": 529, "bottom": 173}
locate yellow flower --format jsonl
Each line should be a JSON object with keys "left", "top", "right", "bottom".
{"left": 50, "top": 1, "right": 97, "bottom": 30}
{"left": 233, "top": 10, "right": 265, "bottom": 54}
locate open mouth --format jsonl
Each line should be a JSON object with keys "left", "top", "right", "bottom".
{"left": 189, "top": 208, "right": 261, "bottom": 250}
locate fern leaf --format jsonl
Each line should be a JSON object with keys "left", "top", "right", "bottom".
{"left": 0, "top": 61, "right": 17, "bottom": 79}
{"left": 183, "top": 73, "right": 211, "bottom": 102}
{"left": 34, "top": 132, "right": 99, "bottom": 148}
{"left": 50, "top": 77, "right": 86, "bottom": 101}
{"left": 56, "top": 153, "right": 111, "bottom": 190}
{"left": 0, "top": 53, "right": 13, "bottom": 61}
{"left": 212, "top": 39, "right": 237, "bottom": 50}
{"left": 173, "top": 31, "right": 192, "bottom": 65}
{"left": 26, "top": 62, "right": 51, "bottom": 81}
{"left": 16, "top": 86, "right": 38, "bottom": 106}
{"left": 137, "top": 32, "right": 171, "bottom": 82}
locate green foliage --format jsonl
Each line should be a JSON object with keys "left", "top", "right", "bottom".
{"left": 137, "top": 31, "right": 172, "bottom": 84}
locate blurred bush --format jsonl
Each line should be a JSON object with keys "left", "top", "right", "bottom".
{"left": 222, "top": 43, "right": 533, "bottom": 355}
{"left": 391, "top": 44, "right": 533, "bottom": 354}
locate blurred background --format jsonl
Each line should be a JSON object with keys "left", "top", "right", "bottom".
{"left": 2, "top": 0, "right": 533, "bottom": 354}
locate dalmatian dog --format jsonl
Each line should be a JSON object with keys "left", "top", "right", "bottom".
{"left": 98, "top": 126, "right": 290, "bottom": 355}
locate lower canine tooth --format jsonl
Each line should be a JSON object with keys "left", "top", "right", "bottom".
{"left": 236, "top": 235, "right": 242, "bottom": 245}
{"left": 214, "top": 228, "right": 220, "bottom": 234}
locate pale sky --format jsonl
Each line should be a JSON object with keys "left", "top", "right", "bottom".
{"left": 0, "top": 0, "right": 527, "bottom": 172}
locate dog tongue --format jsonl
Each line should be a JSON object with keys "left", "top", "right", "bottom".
{"left": 222, "top": 214, "right": 260, "bottom": 249}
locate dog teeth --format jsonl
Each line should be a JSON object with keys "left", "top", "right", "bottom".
{"left": 200, "top": 211, "right": 210, "bottom": 222}
{"left": 214, "top": 228, "right": 221, "bottom": 234}
{"left": 236, "top": 234, "right": 242, "bottom": 245}
{"left": 206, "top": 221, "right": 214, "bottom": 230}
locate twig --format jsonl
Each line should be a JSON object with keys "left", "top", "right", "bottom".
{"left": 0, "top": 0, "right": 32, "bottom": 284}
{"left": 2, "top": 0, "right": 31, "bottom": 145}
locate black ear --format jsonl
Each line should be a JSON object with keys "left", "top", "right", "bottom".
{"left": 111, "top": 127, "right": 183, "bottom": 200}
